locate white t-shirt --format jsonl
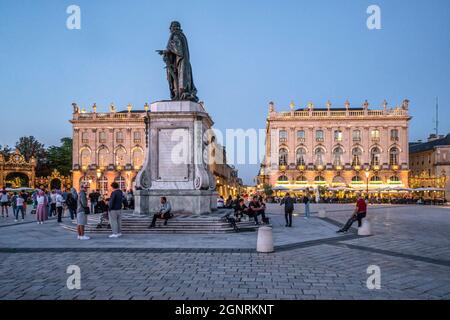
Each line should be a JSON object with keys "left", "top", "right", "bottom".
{"left": 56, "top": 194, "right": 63, "bottom": 207}
{"left": 16, "top": 197, "right": 25, "bottom": 206}
{"left": 0, "top": 193, "right": 8, "bottom": 202}
{"left": 37, "top": 195, "right": 46, "bottom": 205}
{"left": 50, "top": 193, "right": 57, "bottom": 204}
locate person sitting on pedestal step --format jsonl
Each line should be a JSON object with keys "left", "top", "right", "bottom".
{"left": 281, "top": 193, "right": 295, "bottom": 227}
{"left": 337, "top": 193, "right": 367, "bottom": 233}
{"left": 149, "top": 197, "right": 172, "bottom": 228}
{"left": 234, "top": 198, "right": 248, "bottom": 222}
{"left": 247, "top": 196, "right": 267, "bottom": 225}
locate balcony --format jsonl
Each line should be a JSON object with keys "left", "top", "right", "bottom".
{"left": 316, "top": 137, "right": 324, "bottom": 143}
{"left": 279, "top": 138, "right": 287, "bottom": 143}
{"left": 371, "top": 137, "right": 380, "bottom": 143}
{"left": 352, "top": 137, "right": 361, "bottom": 142}
{"left": 82, "top": 139, "right": 89, "bottom": 144}
{"left": 133, "top": 139, "right": 141, "bottom": 144}
{"left": 116, "top": 139, "right": 124, "bottom": 144}
{"left": 297, "top": 137, "right": 305, "bottom": 143}
{"left": 390, "top": 136, "right": 399, "bottom": 141}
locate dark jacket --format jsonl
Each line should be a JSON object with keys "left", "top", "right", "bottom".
{"left": 281, "top": 196, "right": 295, "bottom": 212}
{"left": 109, "top": 189, "right": 123, "bottom": 211}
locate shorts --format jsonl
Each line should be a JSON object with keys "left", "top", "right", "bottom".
{"left": 77, "top": 212, "right": 87, "bottom": 225}
{"left": 1, "top": 202, "right": 8, "bottom": 207}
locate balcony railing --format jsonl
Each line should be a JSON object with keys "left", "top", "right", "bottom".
{"left": 297, "top": 137, "right": 305, "bottom": 143}
{"left": 316, "top": 137, "right": 324, "bottom": 142}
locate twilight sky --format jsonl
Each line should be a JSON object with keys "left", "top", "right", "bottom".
{"left": 0, "top": 0, "right": 449, "bottom": 184}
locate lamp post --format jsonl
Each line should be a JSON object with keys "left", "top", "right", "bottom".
{"left": 365, "top": 169, "right": 370, "bottom": 197}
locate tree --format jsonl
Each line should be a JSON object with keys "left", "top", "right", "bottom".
{"left": 47, "top": 138, "right": 73, "bottom": 176}
{"left": 263, "top": 183, "right": 273, "bottom": 197}
{"left": 15, "top": 136, "right": 49, "bottom": 176}
{"left": 0, "top": 144, "right": 12, "bottom": 159}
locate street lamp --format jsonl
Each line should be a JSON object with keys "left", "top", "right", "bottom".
{"left": 365, "top": 169, "right": 370, "bottom": 197}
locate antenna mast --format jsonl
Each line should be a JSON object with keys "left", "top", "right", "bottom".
{"left": 435, "top": 97, "right": 439, "bottom": 136}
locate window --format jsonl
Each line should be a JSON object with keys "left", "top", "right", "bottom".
{"left": 98, "top": 147, "right": 109, "bottom": 167}
{"left": 279, "top": 148, "right": 288, "bottom": 166}
{"left": 133, "top": 131, "right": 141, "bottom": 143}
{"left": 334, "top": 130, "right": 343, "bottom": 142}
{"left": 115, "top": 147, "right": 127, "bottom": 167}
{"left": 279, "top": 130, "right": 287, "bottom": 143}
{"left": 391, "top": 129, "right": 399, "bottom": 141}
{"left": 296, "top": 148, "right": 306, "bottom": 166}
{"left": 316, "top": 130, "right": 324, "bottom": 142}
{"left": 98, "top": 176, "right": 108, "bottom": 196}
{"left": 352, "top": 176, "right": 362, "bottom": 182}
{"left": 389, "top": 176, "right": 400, "bottom": 182}
{"left": 80, "top": 149, "right": 91, "bottom": 167}
{"left": 371, "top": 129, "right": 380, "bottom": 141}
{"left": 297, "top": 130, "right": 305, "bottom": 142}
{"left": 314, "top": 147, "right": 325, "bottom": 166}
{"left": 296, "top": 175, "right": 307, "bottom": 182}
{"left": 314, "top": 176, "right": 325, "bottom": 182}
{"left": 370, "top": 176, "right": 381, "bottom": 182}
{"left": 79, "top": 176, "right": 91, "bottom": 194}
{"left": 132, "top": 148, "right": 144, "bottom": 168}
{"left": 352, "top": 147, "right": 362, "bottom": 166}
{"left": 99, "top": 131, "right": 106, "bottom": 143}
{"left": 116, "top": 131, "right": 124, "bottom": 143}
{"left": 82, "top": 132, "right": 89, "bottom": 144}
{"left": 370, "top": 147, "right": 381, "bottom": 166}
{"left": 332, "top": 147, "right": 343, "bottom": 166}
{"left": 389, "top": 147, "right": 399, "bottom": 165}
{"left": 352, "top": 130, "right": 361, "bottom": 142}
{"left": 115, "top": 175, "right": 126, "bottom": 191}
{"left": 277, "top": 175, "right": 288, "bottom": 182}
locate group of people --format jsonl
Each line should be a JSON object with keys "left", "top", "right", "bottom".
{"left": 1, "top": 188, "right": 30, "bottom": 222}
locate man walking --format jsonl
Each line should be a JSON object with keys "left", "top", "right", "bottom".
{"left": 108, "top": 182, "right": 123, "bottom": 238}
{"left": 303, "top": 189, "right": 311, "bottom": 219}
{"left": 337, "top": 193, "right": 367, "bottom": 233}
{"left": 281, "top": 193, "right": 295, "bottom": 227}
{"left": 1, "top": 189, "right": 9, "bottom": 218}
{"left": 76, "top": 185, "right": 90, "bottom": 240}
{"left": 55, "top": 191, "right": 64, "bottom": 223}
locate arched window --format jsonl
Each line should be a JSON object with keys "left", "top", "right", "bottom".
{"left": 115, "top": 146, "right": 127, "bottom": 167}
{"left": 370, "top": 176, "right": 381, "bottom": 182}
{"left": 314, "top": 147, "right": 325, "bottom": 165}
{"left": 279, "top": 148, "right": 288, "bottom": 166}
{"left": 370, "top": 147, "right": 381, "bottom": 166}
{"left": 389, "top": 147, "right": 399, "bottom": 165}
{"left": 296, "top": 175, "right": 307, "bottom": 182}
{"left": 132, "top": 148, "right": 144, "bottom": 169}
{"left": 332, "top": 175, "right": 345, "bottom": 184}
{"left": 352, "top": 176, "right": 362, "bottom": 182}
{"left": 98, "top": 175, "right": 109, "bottom": 197}
{"left": 79, "top": 176, "right": 92, "bottom": 193}
{"left": 314, "top": 176, "right": 325, "bottom": 182}
{"left": 98, "top": 147, "right": 109, "bottom": 168}
{"left": 277, "top": 175, "right": 289, "bottom": 182}
{"left": 115, "top": 175, "right": 126, "bottom": 191}
{"left": 80, "top": 149, "right": 91, "bottom": 167}
{"left": 332, "top": 147, "right": 343, "bottom": 166}
{"left": 352, "top": 147, "right": 362, "bottom": 166}
{"left": 389, "top": 175, "right": 400, "bottom": 182}
{"left": 296, "top": 148, "right": 306, "bottom": 166}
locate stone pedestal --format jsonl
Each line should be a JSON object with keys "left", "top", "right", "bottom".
{"left": 134, "top": 101, "right": 218, "bottom": 215}
{"left": 256, "top": 226, "right": 274, "bottom": 253}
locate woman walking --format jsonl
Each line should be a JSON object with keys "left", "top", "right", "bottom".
{"left": 36, "top": 190, "right": 48, "bottom": 224}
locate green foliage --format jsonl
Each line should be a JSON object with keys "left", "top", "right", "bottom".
{"left": 263, "top": 183, "right": 273, "bottom": 196}
{"left": 47, "top": 138, "right": 73, "bottom": 176}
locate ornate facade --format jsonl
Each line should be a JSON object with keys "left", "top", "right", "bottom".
{"left": 0, "top": 150, "right": 36, "bottom": 188}
{"left": 409, "top": 134, "right": 450, "bottom": 194}
{"left": 70, "top": 103, "right": 242, "bottom": 197}
{"left": 258, "top": 99, "right": 411, "bottom": 190}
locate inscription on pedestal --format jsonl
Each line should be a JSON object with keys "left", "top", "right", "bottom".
{"left": 157, "top": 128, "right": 189, "bottom": 181}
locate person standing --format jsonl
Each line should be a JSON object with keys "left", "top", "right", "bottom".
{"left": 49, "top": 190, "right": 57, "bottom": 217}
{"left": 36, "top": 190, "right": 48, "bottom": 224}
{"left": 55, "top": 191, "right": 64, "bottom": 223}
{"left": 337, "top": 193, "right": 367, "bottom": 233}
{"left": 1, "top": 189, "right": 9, "bottom": 218}
{"left": 108, "top": 182, "right": 123, "bottom": 238}
{"left": 66, "top": 192, "right": 77, "bottom": 220}
{"left": 76, "top": 185, "right": 90, "bottom": 240}
{"left": 89, "top": 189, "right": 100, "bottom": 214}
{"left": 281, "top": 193, "right": 295, "bottom": 227}
{"left": 11, "top": 192, "right": 18, "bottom": 222}
{"left": 303, "top": 189, "right": 311, "bottom": 219}
{"left": 15, "top": 193, "right": 26, "bottom": 222}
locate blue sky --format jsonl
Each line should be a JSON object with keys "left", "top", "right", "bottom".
{"left": 0, "top": 0, "right": 449, "bottom": 184}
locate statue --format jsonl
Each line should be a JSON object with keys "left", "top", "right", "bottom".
{"left": 157, "top": 21, "right": 199, "bottom": 102}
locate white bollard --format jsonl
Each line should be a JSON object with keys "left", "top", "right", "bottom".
{"left": 256, "top": 226, "right": 274, "bottom": 253}
{"left": 358, "top": 219, "right": 372, "bottom": 236}
{"left": 318, "top": 208, "right": 326, "bottom": 218}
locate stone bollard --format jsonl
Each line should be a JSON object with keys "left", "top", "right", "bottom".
{"left": 318, "top": 208, "right": 326, "bottom": 218}
{"left": 256, "top": 226, "right": 274, "bottom": 253}
{"left": 358, "top": 219, "right": 372, "bottom": 236}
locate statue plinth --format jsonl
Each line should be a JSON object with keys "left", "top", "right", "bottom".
{"left": 134, "top": 101, "right": 217, "bottom": 215}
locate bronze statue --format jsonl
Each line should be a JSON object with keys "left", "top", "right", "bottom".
{"left": 157, "top": 21, "right": 199, "bottom": 102}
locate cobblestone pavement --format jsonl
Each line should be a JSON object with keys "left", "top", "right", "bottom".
{"left": 0, "top": 204, "right": 449, "bottom": 300}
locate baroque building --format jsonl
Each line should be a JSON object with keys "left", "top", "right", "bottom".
{"left": 258, "top": 99, "right": 411, "bottom": 190}
{"left": 70, "top": 103, "right": 242, "bottom": 197}
{"left": 409, "top": 133, "right": 450, "bottom": 194}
